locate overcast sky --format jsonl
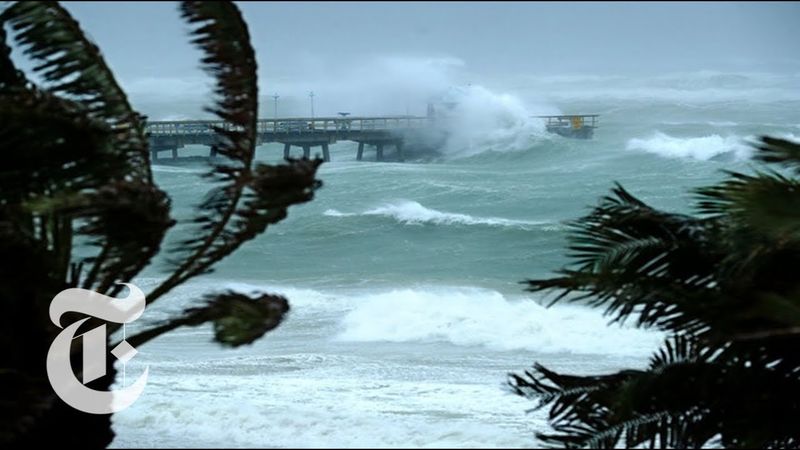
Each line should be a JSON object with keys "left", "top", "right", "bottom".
{"left": 35, "top": 1, "right": 800, "bottom": 117}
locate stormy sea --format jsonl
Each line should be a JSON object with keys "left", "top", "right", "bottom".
{"left": 111, "top": 72, "right": 800, "bottom": 447}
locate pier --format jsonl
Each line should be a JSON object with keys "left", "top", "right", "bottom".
{"left": 146, "top": 114, "right": 599, "bottom": 162}
{"left": 146, "top": 116, "right": 430, "bottom": 162}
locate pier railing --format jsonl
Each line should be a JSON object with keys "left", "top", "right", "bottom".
{"left": 145, "top": 116, "right": 430, "bottom": 135}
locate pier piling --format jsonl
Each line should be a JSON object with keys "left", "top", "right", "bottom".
{"left": 376, "top": 143, "right": 384, "bottom": 161}
{"left": 321, "top": 143, "right": 330, "bottom": 162}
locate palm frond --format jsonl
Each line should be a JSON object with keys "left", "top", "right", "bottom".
{"left": 510, "top": 355, "right": 800, "bottom": 449}
{"left": 1, "top": 1, "right": 316, "bottom": 445}
{"left": 525, "top": 183, "right": 721, "bottom": 334}
{"left": 516, "top": 137, "right": 800, "bottom": 448}
{"left": 1, "top": 1, "right": 151, "bottom": 181}
{"left": 0, "top": 90, "right": 115, "bottom": 199}
{"left": 0, "top": 20, "right": 26, "bottom": 87}
{"left": 125, "top": 290, "right": 289, "bottom": 348}
{"left": 752, "top": 136, "right": 800, "bottom": 172}
{"left": 72, "top": 181, "right": 174, "bottom": 293}
{"left": 2, "top": 1, "right": 168, "bottom": 297}
{"left": 144, "top": 0, "right": 258, "bottom": 303}
{"left": 696, "top": 170, "right": 800, "bottom": 240}
{"left": 147, "top": 1, "right": 322, "bottom": 304}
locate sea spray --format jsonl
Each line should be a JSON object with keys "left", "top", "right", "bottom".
{"left": 435, "top": 85, "right": 552, "bottom": 157}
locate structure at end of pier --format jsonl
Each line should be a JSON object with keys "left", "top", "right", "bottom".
{"left": 535, "top": 115, "right": 599, "bottom": 139}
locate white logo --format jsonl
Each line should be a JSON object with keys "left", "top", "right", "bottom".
{"left": 46, "top": 283, "right": 149, "bottom": 414}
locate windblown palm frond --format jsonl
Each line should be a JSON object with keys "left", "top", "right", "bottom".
{"left": 511, "top": 336, "right": 800, "bottom": 448}
{"left": 696, "top": 170, "right": 800, "bottom": 240}
{"left": 146, "top": 1, "right": 321, "bottom": 305}
{"left": 526, "top": 183, "right": 720, "bottom": 336}
{"left": 1, "top": 1, "right": 171, "bottom": 298}
{"left": 513, "top": 136, "right": 800, "bottom": 448}
{"left": 753, "top": 136, "right": 800, "bottom": 171}
{"left": 0, "top": 23, "right": 25, "bottom": 87}
{"left": 1, "top": 1, "right": 321, "bottom": 446}
{"left": 127, "top": 290, "right": 289, "bottom": 349}
{"left": 1, "top": 1, "right": 151, "bottom": 181}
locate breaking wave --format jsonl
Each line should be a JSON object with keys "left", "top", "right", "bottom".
{"left": 436, "top": 85, "right": 552, "bottom": 157}
{"left": 336, "top": 286, "right": 664, "bottom": 357}
{"left": 626, "top": 131, "right": 752, "bottom": 161}
{"left": 324, "top": 200, "right": 548, "bottom": 229}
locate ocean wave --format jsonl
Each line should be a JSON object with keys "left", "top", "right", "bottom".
{"left": 148, "top": 279, "right": 662, "bottom": 357}
{"left": 336, "top": 286, "right": 664, "bottom": 357}
{"left": 661, "top": 120, "right": 740, "bottom": 127}
{"left": 151, "top": 164, "right": 205, "bottom": 174}
{"left": 432, "top": 85, "right": 553, "bottom": 158}
{"left": 626, "top": 131, "right": 752, "bottom": 161}
{"left": 325, "top": 200, "right": 548, "bottom": 229}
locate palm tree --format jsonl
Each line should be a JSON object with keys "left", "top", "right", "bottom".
{"left": 0, "top": 1, "right": 321, "bottom": 446}
{"left": 510, "top": 137, "right": 800, "bottom": 448}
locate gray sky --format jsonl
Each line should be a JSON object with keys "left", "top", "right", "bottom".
{"left": 41, "top": 1, "right": 800, "bottom": 118}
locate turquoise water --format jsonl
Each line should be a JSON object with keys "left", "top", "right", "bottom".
{"left": 111, "top": 85, "right": 800, "bottom": 447}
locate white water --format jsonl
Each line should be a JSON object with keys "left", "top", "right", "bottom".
{"left": 627, "top": 132, "right": 753, "bottom": 161}
{"left": 325, "top": 200, "right": 549, "bottom": 229}
{"left": 336, "top": 287, "right": 663, "bottom": 355}
{"left": 112, "top": 281, "right": 663, "bottom": 448}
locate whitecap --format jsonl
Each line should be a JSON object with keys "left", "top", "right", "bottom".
{"left": 336, "top": 286, "right": 664, "bottom": 357}
{"left": 626, "top": 131, "right": 752, "bottom": 161}
{"left": 326, "top": 200, "right": 549, "bottom": 230}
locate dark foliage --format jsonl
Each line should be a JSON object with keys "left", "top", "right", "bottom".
{"left": 510, "top": 137, "right": 800, "bottom": 448}
{"left": 0, "top": 1, "right": 321, "bottom": 446}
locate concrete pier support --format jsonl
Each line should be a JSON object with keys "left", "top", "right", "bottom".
{"left": 283, "top": 143, "right": 291, "bottom": 160}
{"left": 302, "top": 145, "right": 310, "bottom": 159}
{"left": 151, "top": 149, "right": 159, "bottom": 162}
{"left": 395, "top": 140, "right": 404, "bottom": 162}
{"left": 321, "top": 143, "right": 330, "bottom": 162}
{"left": 357, "top": 142, "right": 364, "bottom": 161}
{"left": 209, "top": 146, "right": 217, "bottom": 158}
{"left": 376, "top": 143, "right": 384, "bottom": 161}
{"left": 171, "top": 148, "right": 178, "bottom": 159}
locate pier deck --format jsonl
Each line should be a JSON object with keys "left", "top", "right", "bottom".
{"left": 146, "top": 113, "right": 599, "bottom": 162}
